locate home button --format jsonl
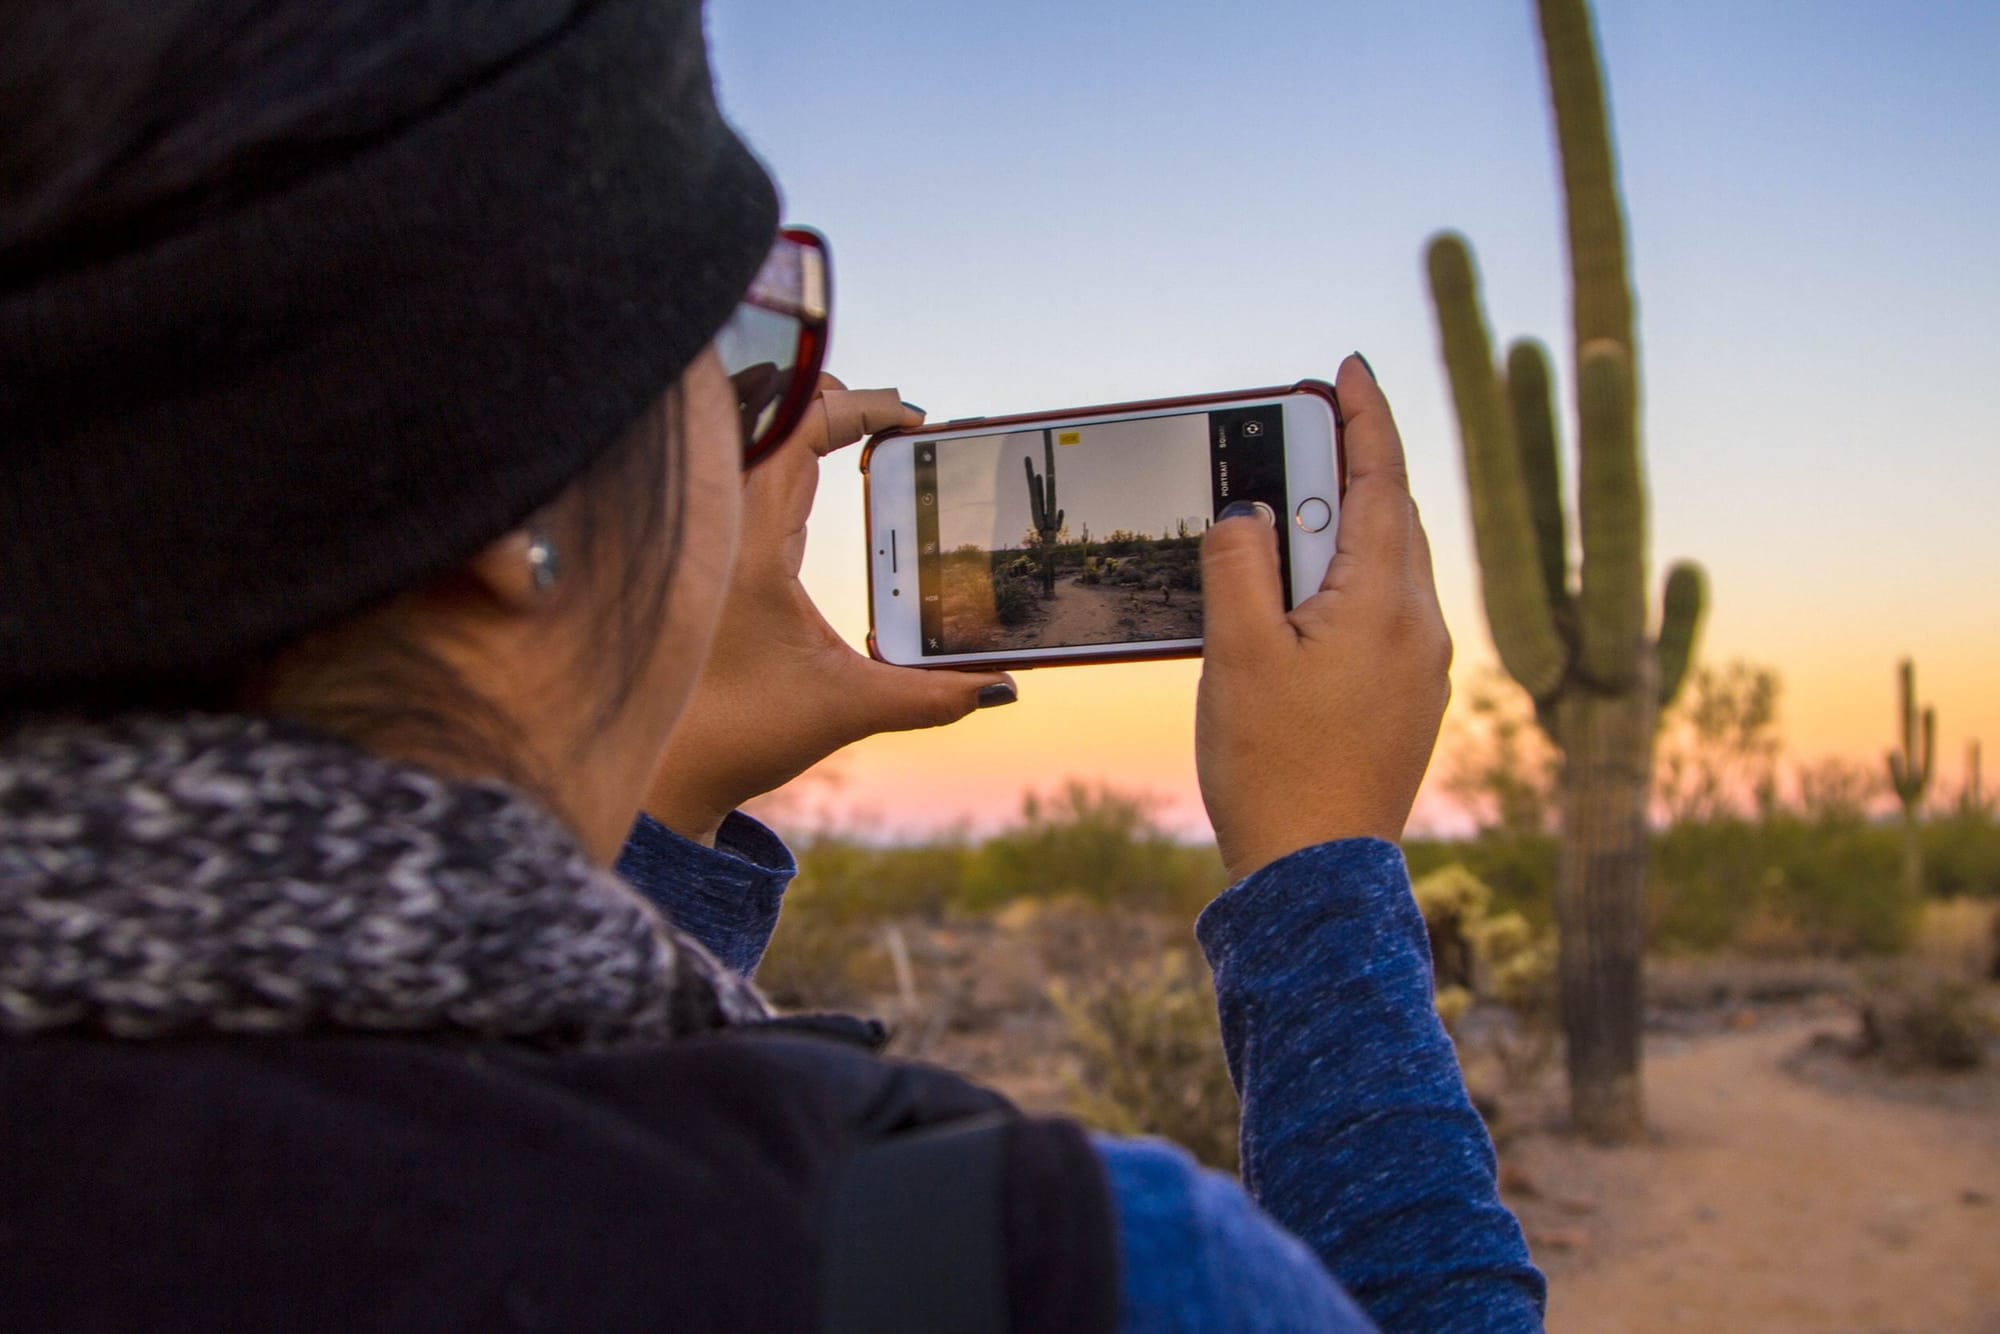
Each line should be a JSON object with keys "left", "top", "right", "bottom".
{"left": 1294, "top": 497, "right": 1332, "bottom": 532}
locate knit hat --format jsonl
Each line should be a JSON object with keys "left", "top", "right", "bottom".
{"left": 0, "top": 0, "right": 779, "bottom": 698}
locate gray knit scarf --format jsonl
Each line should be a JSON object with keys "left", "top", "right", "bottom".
{"left": 0, "top": 712, "right": 768, "bottom": 1048}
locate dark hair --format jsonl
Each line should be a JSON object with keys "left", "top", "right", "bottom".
{"left": 250, "top": 388, "right": 689, "bottom": 800}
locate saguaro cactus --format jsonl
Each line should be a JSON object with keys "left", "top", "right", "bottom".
{"left": 1024, "top": 430, "right": 1063, "bottom": 598}
{"left": 1886, "top": 658, "right": 1935, "bottom": 899}
{"left": 1425, "top": 0, "right": 1706, "bottom": 1143}
{"left": 1963, "top": 739, "right": 1988, "bottom": 819}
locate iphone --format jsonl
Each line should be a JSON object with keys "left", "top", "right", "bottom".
{"left": 862, "top": 381, "right": 1343, "bottom": 669}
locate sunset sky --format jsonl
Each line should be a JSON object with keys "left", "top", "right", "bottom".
{"left": 708, "top": 1, "right": 2000, "bottom": 838}
{"left": 933, "top": 416, "right": 1213, "bottom": 553}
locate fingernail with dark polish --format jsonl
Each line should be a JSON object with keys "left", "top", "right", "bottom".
{"left": 1353, "top": 351, "right": 1377, "bottom": 385}
{"left": 976, "top": 682, "right": 1017, "bottom": 709}
{"left": 901, "top": 401, "right": 927, "bottom": 416}
{"left": 1217, "top": 500, "right": 1276, "bottom": 526}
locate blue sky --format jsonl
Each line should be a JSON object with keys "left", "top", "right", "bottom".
{"left": 705, "top": 1, "right": 2000, "bottom": 831}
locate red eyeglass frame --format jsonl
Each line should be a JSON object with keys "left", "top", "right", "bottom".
{"left": 732, "top": 226, "right": 831, "bottom": 468}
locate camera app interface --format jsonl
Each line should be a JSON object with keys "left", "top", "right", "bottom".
{"left": 912, "top": 405, "right": 1291, "bottom": 656}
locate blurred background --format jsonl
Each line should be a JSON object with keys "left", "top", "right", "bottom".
{"left": 707, "top": 4, "right": 1999, "bottom": 1329}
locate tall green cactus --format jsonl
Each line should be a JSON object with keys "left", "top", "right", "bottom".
{"left": 1425, "top": 0, "right": 1707, "bottom": 1143}
{"left": 1025, "top": 430, "right": 1063, "bottom": 598}
{"left": 1962, "top": 739, "right": 1987, "bottom": 819}
{"left": 1886, "top": 658, "right": 1935, "bottom": 899}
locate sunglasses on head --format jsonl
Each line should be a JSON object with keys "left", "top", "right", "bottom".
{"left": 713, "top": 226, "right": 831, "bottom": 468}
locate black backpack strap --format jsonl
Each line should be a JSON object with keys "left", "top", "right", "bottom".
{"left": 819, "top": 1112, "right": 1119, "bottom": 1334}
{"left": 742, "top": 1011, "right": 891, "bottom": 1051}
{"left": 821, "top": 1111, "right": 1011, "bottom": 1334}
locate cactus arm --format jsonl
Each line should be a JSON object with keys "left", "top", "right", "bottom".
{"left": 1887, "top": 659, "right": 1938, "bottom": 803}
{"left": 1426, "top": 234, "right": 1568, "bottom": 700}
{"left": 1505, "top": 339, "right": 1571, "bottom": 613}
{"left": 1655, "top": 562, "right": 1705, "bottom": 707}
{"left": 1025, "top": 454, "right": 1046, "bottom": 531}
{"left": 1536, "top": 0, "right": 1634, "bottom": 361}
{"left": 1889, "top": 659, "right": 1915, "bottom": 799}
{"left": 1920, "top": 707, "right": 1936, "bottom": 790}
{"left": 1044, "top": 432, "right": 1059, "bottom": 528}
{"left": 1901, "top": 659, "right": 1916, "bottom": 773}
{"left": 1574, "top": 340, "right": 1647, "bottom": 689}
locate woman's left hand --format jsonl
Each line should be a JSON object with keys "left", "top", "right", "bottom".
{"left": 644, "top": 377, "right": 1014, "bottom": 844}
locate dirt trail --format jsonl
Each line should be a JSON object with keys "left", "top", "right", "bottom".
{"left": 1510, "top": 1020, "right": 2000, "bottom": 1333}
{"left": 1034, "top": 580, "right": 1130, "bottom": 646}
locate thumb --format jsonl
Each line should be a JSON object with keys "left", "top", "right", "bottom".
{"left": 1200, "top": 507, "right": 1288, "bottom": 663}
{"left": 850, "top": 659, "right": 1017, "bottom": 736}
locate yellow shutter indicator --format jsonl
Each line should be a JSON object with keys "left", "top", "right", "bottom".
{"left": 1056, "top": 430, "right": 1082, "bottom": 447}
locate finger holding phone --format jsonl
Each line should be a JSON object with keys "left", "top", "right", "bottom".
{"left": 645, "top": 375, "right": 1015, "bottom": 846}
{"left": 1196, "top": 355, "right": 1452, "bottom": 882}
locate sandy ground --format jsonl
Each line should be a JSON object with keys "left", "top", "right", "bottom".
{"left": 988, "top": 578, "right": 1202, "bottom": 651}
{"left": 1503, "top": 1016, "right": 2000, "bottom": 1333}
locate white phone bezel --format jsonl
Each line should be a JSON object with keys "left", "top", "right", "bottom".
{"left": 866, "top": 390, "right": 1340, "bottom": 668}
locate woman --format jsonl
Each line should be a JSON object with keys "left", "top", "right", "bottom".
{"left": 0, "top": 1, "right": 1544, "bottom": 1329}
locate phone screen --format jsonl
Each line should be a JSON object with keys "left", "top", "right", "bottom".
{"left": 910, "top": 404, "right": 1292, "bottom": 657}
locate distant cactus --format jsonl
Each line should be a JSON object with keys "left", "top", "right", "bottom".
{"left": 1024, "top": 430, "right": 1064, "bottom": 598}
{"left": 1424, "top": 0, "right": 1707, "bottom": 1143}
{"left": 1962, "top": 739, "right": 1989, "bottom": 819}
{"left": 1886, "top": 658, "right": 1936, "bottom": 899}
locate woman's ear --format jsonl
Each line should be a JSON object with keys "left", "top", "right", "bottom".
{"left": 465, "top": 525, "right": 563, "bottom": 613}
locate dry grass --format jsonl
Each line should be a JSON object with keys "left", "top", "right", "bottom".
{"left": 1911, "top": 897, "right": 2000, "bottom": 982}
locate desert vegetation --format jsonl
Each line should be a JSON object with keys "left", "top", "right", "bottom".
{"left": 751, "top": 670, "right": 1999, "bottom": 1149}
{"left": 743, "top": 656, "right": 1998, "bottom": 1325}
{"left": 938, "top": 527, "right": 1204, "bottom": 653}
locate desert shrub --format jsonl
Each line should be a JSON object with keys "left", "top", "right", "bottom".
{"left": 1413, "top": 864, "right": 1491, "bottom": 991}
{"left": 1649, "top": 818, "right": 1769, "bottom": 952}
{"left": 1856, "top": 966, "right": 1993, "bottom": 1070}
{"left": 787, "top": 835, "right": 972, "bottom": 923}
{"left": 996, "top": 896, "right": 1165, "bottom": 982}
{"left": 1101, "top": 529, "right": 1148, "bottom": 556}
{"left": 1404, "top": 833, "right": 1557, "bottom": 931}
{"left": 1913, "top": 898, "right": 2000, "bottom": 981}
{"left": 1077, "top": 557, "right": 1102, "bottom": 586}
{"left": 1649, "top": 814, "right": 1918, "bottom": 956}
{"left": 992, "top": 573, "right": 1038, "bottom": 626}
{"left": 1411, "top": 864, "right": 1557, "bottom": 1088}
{"left": 1761, "top": 816, "right": 1916, "bottom": 954}
{"left": 1434, "top": 984, "right": 1475, "bottom": 1033}
{"left": 1051, "top": 949, "right": 1239, "bottom": 1172}
{"left": 1925, "top": 814, "right": 2000, "bottom": 900}
{"left": 958, "top": 784, "right": 1224, "bottom": 916}
{"left": 755, "top": 898, "right": 876, "bottom": 1010}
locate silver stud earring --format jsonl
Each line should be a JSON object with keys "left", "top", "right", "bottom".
{"left": 525, "top": 531, "right": 560, "bottom": 592}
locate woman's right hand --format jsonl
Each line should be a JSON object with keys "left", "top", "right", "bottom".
{"left": 1194, "top": 355, "right": 1453, "bottom": 883}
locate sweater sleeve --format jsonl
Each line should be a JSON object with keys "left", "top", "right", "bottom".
{"left": 1094, "top": 1134, "right": 1377, "bottom": 1332}
{"left": 1194, "top": 839, "right": 1546, "bottom": 1332}
{"left": 613, "top": 811, "right": 794, "bottom": 979}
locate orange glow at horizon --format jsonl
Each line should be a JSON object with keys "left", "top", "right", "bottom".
{"left": 774, "top": 503, "right": 1998, "bottom": 844}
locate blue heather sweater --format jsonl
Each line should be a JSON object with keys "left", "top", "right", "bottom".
{"left": 617, "top": 814, "right": 1545, "bottom": 1333}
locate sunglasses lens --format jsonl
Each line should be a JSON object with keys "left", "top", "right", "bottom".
{"left": 715, "top": 301, "right": 801, "bottom": 456}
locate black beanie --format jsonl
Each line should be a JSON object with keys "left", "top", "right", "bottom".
{"left": 0, "top": 0, "right": 779, "bottom": 698}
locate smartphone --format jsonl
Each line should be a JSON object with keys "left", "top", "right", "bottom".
{"left": 861, "top": 381, "right": 1343, "bottom": 669}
